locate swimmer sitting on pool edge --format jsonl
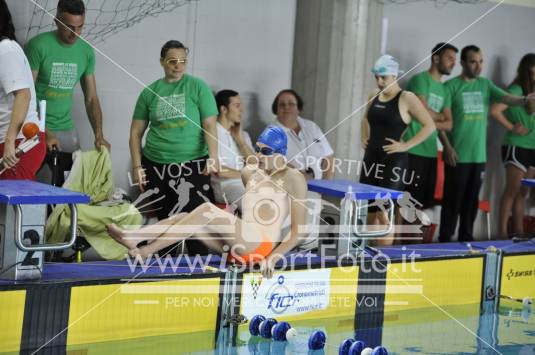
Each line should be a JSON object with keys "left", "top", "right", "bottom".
{"left": 107, "top": 126, "right": 307, "bottom": 278}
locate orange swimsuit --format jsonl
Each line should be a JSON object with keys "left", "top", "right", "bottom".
{"left": 227, "top": 235, "right": 273, "bottom": 264}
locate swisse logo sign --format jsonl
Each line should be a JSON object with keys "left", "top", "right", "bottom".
{"left": 242, "top": 270, "right": 331, "bottom": 319}
{"left": 506, "top": 268, "right": 535, "bottom": 281}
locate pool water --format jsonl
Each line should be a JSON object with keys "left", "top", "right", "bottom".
{"left": 223, "top": 302, "right": 534, "bottom": 355}
{"left": 62, "top": 301, "right": 534, "bottom": 354}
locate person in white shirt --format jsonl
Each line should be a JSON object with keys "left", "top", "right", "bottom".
{"left": 211, "top": 90, "right": 254, "bottom": 211}
{"left": 272, "top": 89, "right": 335, "bottom": 250}
{"left": 0, "top": 0, "right": 45, "bottom": 180}
{"left": 272, "top": 89, "right": 335, "bottom": 180}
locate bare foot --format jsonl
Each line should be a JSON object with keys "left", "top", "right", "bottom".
{"left": 128, "top": 246, "right": 153, "bottom": 260}
{"left": 106, "top": 223, "right": 139, "bottom": 250}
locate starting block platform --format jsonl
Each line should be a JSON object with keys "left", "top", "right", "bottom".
{"left": 308, "top": 179, "right": 404, "bottom": 255}
{"left": 307, "top": 179, "right": 404, "bottom": 200}
{"left": 0, "top": 180, "right": 89, "bottom": 280}
{"left": 0, "top": 180, "right": 89, "bottom": 205}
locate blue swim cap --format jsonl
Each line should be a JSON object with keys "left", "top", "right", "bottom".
{"left": 257, "top": 126, "right": 287, "bottom": 155}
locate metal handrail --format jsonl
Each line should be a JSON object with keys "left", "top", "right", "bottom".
{"left": 353, "top": 198, "right": 395, "bottom": 237}
{"left": 14, "top": 204, "right": 78, "bottom": 252}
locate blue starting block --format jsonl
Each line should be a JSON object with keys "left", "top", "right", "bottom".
{"left": 307, "top": 179, "right": 403, "bottom": 256}
{"left": 0, "top": 180, "right": 89, "bottom": 280}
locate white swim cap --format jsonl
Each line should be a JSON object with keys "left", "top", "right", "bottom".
{"left": 372, "top": 54, "right": 403, "bottom": 76}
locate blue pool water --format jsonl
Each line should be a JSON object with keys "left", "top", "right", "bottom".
{"left": 60, "top": 301, "right": 534, "bottom": 354}
{"left": 217, "top": 302, "right": 534, "bottom": 355}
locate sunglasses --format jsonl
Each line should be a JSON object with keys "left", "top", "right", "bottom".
{"left": 166, "top": 58, "right": 188, "bottom": 65}
{"left": 254, "top": 145, "right": 275, "bottom": 156}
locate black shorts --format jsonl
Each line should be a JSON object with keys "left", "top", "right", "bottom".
{"left": 501, "top": 145, "right": 535, "bottom": 172}
{"left": 141, "top": 155, "right": 215, "bottom": 219}
{"left": 405, "top": 154, "right": 437, "bottom": 209}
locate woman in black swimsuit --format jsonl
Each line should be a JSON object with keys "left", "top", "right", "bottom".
{"left": 360, "top": 55, "right": 435, "bottom": 245}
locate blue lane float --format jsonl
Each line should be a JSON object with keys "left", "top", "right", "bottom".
{"left": 308, "top": 330, "right": 327, "bottom": 350}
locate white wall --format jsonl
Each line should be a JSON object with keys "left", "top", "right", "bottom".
{"left": 384, "top": 1, "right": 535, "bottom": 239}
{"left": 10, "top": 0, "right": 296, "bottom": 192}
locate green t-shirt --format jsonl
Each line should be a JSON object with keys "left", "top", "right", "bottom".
{"left": 133, "top": 74, "right": 218, "bottom": 164}
{"left": 503, "top": 84, "right": 535, "bottom": 149}
{"left": 404, "top": 71, "right": 451, "bottom": 158}
{"left": 445, "top": 76, "right": 507, "bottom": 163}
{"left": 25, "top": 31, "right": 95, "bottom": 131}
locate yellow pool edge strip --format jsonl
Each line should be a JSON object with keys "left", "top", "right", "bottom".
{"left": 67, "top": 278, "right": 221, "bottom": 347}
{"left": 0, "top": 290, "right": 26, "bottom": 353}
{"left": 500, "top": 254, "right": 535, "bottom": 299}
{"left": 384, "top": 257, "right": 484, "bottom": 312}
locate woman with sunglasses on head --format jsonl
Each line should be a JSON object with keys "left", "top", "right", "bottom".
{"left": 360, "top": 55, "right": 435, "bottom": 245}
{"left": 0, "top": 0, "right": 46, "bottom": 180}
{"left": 129, "top": 40, "right": 219, "bottom": 255}
{"left": 109, "top": 126, "right": 307, "bottom": 278}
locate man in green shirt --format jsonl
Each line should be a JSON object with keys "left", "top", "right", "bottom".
{"left": 439, "top": 45, "right": 535, "bottom": 242}
{"left": 25, "top": 0, "right": 110, "bottom": 184}
{"left": 404, "top": 43, "right": 456, "bottom": 217}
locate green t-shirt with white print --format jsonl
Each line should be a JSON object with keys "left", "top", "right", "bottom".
{"left": 404, "top": 71, "right": 451, "bottom": 158}
{"left": 133, "top": 74, "right": 218, "bottom": 163}
{"left": 445, "top": 76, "right": 506, "bottom": 163}
{"left": 25, "top": 31, "right": 95, "bottom": 131}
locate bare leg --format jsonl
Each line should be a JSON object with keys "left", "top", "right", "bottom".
{"left": 499, "top": 164, "right": 525, "bottom": 236}
{"left": 366, "top": 211, "right": 394, "bottom": 246}
{"left": 148, "top": 230, "right": 226, "bottom": 258}
{"left": 107, "top": 213, "right": 188, "bottom": 250}
{"left": 392, "top": 211, "right": 403, "bottom": 245}
{"left": 376, "top": 211, "right": 394, "bottom": 246}
{"left": 115, "top": 202, "right": 261, "bottom": 259}
{"left": 512, "top": 167, "right": 534, "bottom": 234}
